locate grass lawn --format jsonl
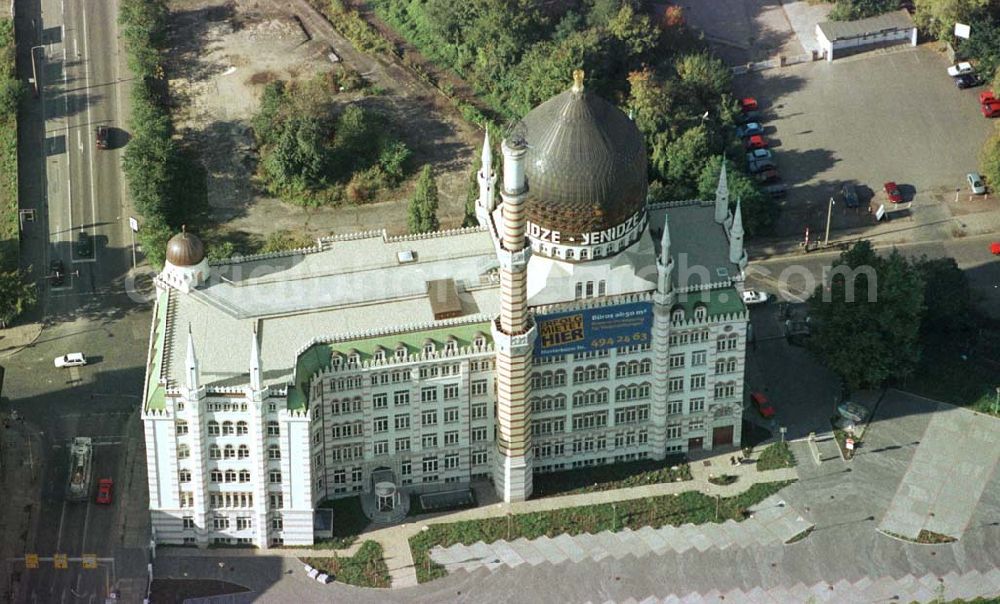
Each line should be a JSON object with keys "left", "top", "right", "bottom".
{"left": 312, "top": 496, "right": 369, "bottom": 549}
{"left": 409, "top": 480, "right": 795, "bottom": 583}
{"left": 903, "top": 337, "right": 1000, "bottom": 416}
{"left": 0, "top": 19, "right": 19, "bottom": 272}
{"left": 756, "top": 441, "right": 796, "bottom": 471}
{"left": 301, "top": 540, "right": 391, "bottom": 588}
{"left": 531, "top": 456, "right": 691, "bottom": 498}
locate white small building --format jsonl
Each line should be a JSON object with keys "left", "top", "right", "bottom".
{"left": 141, "top": 75, "right": 753, "bottom": 549}
{"left": 816, "top": 10, "right": 917, "bottom": 62}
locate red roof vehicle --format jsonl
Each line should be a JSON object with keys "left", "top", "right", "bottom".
{"left": 991, "top": 242, "right": 1000, "bottom": 255}
{"left": 750, "top": 392, "right": 775, "bottom": 418}
{"left": 96, "top": 478, "right": 113, "bottom": 505}
{"left": 740, "top": 97, "right": 758, "bottom": 113}
{"left": 744, "top": 134, "right": 768, "bottom": 150}
{"left": 883, "top": 181, "right": 903, "bottom": 203}
{"left": 982, "top": 100, "right": 1000, "bottom": 118}
{"left": 979, "top": 91, "right": 997, "bottom": 105}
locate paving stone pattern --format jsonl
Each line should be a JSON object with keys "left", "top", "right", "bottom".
{"left": 878, "top": 403, "right": 1000, "bottom": 539}
{"left": 606, "top": 568, "right": 1000, "bottom": 603}
{"left": 429, "top": 495, "right": 812, "bottom": 573}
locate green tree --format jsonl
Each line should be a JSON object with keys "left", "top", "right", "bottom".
{"left": 607, "top": 3, "right": 658, "bottom": 57}
{"left": 0, "top": 269, "right": 36, "bottom": 326}
{"left": 981, "top": 130, "right": 1000, "bottom": 192}
{"left": 696, "top": 156, "right": 777, "bottom": 236}
{"left": 913, "top": 0, "right": 992, "bottom": 41}
{"left": 915, "top": 256, "right": 972, "bottom": 335}
{"left": 408, "top": 165, "right": 440, "bottom": 234}
{"left": 674, "top": 52, "right": 731, "bottom": 110}
{"left": 252, "top": 81, "right": 287, "bottom": 146}
{"left": 662, "top": 124, "right": 710, "bottom": 197}
{"left": 137, "top": 216, "right": 173, "bottom": 269}
{"left": 261, "top": 115, "right": 328, "bottom": 195}
{"left": 808, "top": 242, "right": 925, "bottom": 389}
{"left": 828, "top": 0, "right": 897, "bottom": 21}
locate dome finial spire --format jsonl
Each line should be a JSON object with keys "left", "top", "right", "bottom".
{"left": 572, "top": 69, "right": 585, "bottom": 93}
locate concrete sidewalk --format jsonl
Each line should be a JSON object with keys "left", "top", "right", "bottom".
{"left": 0, "top": 322, "right": 43, "bottom": 359}
{"left": 161, "top": 448, "right": 799, "bottom": 589}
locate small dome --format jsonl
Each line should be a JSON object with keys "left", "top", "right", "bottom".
{"left": 166, "top": 229, "right": 205, "bottom": 267}
{"left": 521, "top": 74, "right": 647, "bottom": 241}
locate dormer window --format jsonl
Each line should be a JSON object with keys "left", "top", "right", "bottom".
{"left": 671, "top": 307, "right": 685, "bottom": 322}
{"left": 473, "top": 335, "right": 486, "bottom": 348}
{"left": 445, "top": 339, "right": 457, "bottom": 353}
{"left": 694, "top": 305, "right": 707, "bottom": 321}
{"left": 373, "top": 349, "right": 386, "bottom": 362}
{"left": 331, "top": 354, "right": 342, "bottom": 367}
{"left": 395, "top": 346, "right": 407, "bottom": 360}
{"left": 423, "top": 341, "right": 435, "bottom": 355}
{"left": 348, "top": 353, "right": 360, "bottom": 365}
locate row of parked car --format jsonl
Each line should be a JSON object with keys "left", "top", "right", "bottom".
{"left": 947, "top": 62, "right": 1000, "bottom": 118}
{"left": 735, "top": 97, "right": 786, "bottom": 198}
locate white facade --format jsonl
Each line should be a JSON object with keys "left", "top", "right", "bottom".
{"left": 142, "top": 81, "right": 752, "bottom": 547}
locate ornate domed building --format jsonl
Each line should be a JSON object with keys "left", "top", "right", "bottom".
{"left": 143, "top": 73, "right": 750, "bottom": 549}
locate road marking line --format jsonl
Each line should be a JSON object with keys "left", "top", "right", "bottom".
{"left": 82, "top": 1, "right": 99, "bottom": 266}
{"left": 56, "top": 500, "right": 67, "bottom": 551}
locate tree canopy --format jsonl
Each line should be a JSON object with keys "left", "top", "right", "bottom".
{"left": 807, "top": 241, "right": 925, "bottom": 389}
{"left": 408, "top": 165, "right": 440, "bottom": 234}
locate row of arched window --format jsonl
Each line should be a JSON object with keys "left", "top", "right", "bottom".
{"left": 174, "top": 420, "right": 280, "bottom": 436}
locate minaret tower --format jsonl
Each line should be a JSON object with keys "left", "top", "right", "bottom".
{"left": 729, "top": 197, "right": 748, "bottom": 269}
{"left": 491, "top": 134, "right": 537, "bottom": 502}
{"left": 649, "top": 213, "right": 675, "bottom": 460}
{"left": 714, "top": 160, "right": 730, "bottom": 225}
{"left": 475, "top": 131, "right": 498, "bottom": 226}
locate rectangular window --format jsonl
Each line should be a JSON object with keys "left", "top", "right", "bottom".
{"left": 690, "top": 374, "right": 705, "bottom": 390}
{"left": 471, "top": 449, "right": 488, "bottom": 465}
{"left": 572, "top": 412, "right": 608, "bottom": 431}
{"left": 471, "top": 403, "right": 487, "bottom": 420}
{"left": 444, "top": 431, "right": 459, "bottom": 446}
{"left": 183, "top": 516, "right": 195, "bottom": 529}
{"left": 373, "top": 416, "right": 389, "bottom": 433}
{"left": 394, "top": 391, "right": 410, "bottom": 406}
{"left": 421, "top": 410, "right": 437, "bottom": 426}
{"left": 333, "top": 469, "right": 346, "bottom": 484}
{"left": 374, "top": 440, "right": 389, "bottom": 456}
{"left": 668, "top": 376, "right": 684, "bottom": 393}
{"left": 422, "top": 456, "right": 438, "bottom": 473}
{"left": 271, "top": 517, "right": 283, "bottom": 531}
{"left": 421, "top": 387, "right": 437, "bottom": 403}
{"left": 421, "top": 434, "right": 438, "bottom": 448}
{"left": 213, "top": 517, "right": 229, "bottom": 530}
{"left": 395, "top": 437, "right": 410, "bottom": 453}
{"left": 668, "top": 353, "right": 685, "bottom": 369}
{"left": 269, "top": 470, "right": 282, "bottom": 483}
{"left": 352, "top": 467, "right": 363, "bottom": 483}
{"left": 666, "top": 424, "right": 682, "bottom": 439}
{"left": 400, "top": 460, "right": 411, "bottom": 476}
{"left": 444, "top": 407, "right": 460, "bottom": 424}
{"left": 471, "top": 426, "right": 488, "bottom": 442}
{"left": 373, "top": 393, "right": 388, "bottom": 409}
{"left": 471, "top": 380, "right": 488, "bottom": 396}
{"left": 667, "top": 400, "right": 683, "bottom": 415}
{"left": 395, "top": 414, "right": 410, "bottom": 430}
{"left": 444, "top": 453, "right": 460, "bottom": 470}
{"left": 443, "top": 384, "right": 459, "bottom": 400}
{"left": 690, "top": 398, "right": 705, "bottom": 412}
{"left": 237, "top": 517, "right": 252, "bottom": 530}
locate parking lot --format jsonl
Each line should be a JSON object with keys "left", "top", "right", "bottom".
{"left": 733, "top": 45, "right": 995, "bottom": 240}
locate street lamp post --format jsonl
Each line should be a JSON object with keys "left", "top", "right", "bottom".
{"left": 824, "top": 196, "right": 835, "bottom": 247}
{"left": 993, "top": 386, "right": 999, "bottom": 415}
{"left": 30, "top": 45, "right": 45, "bottom": 97}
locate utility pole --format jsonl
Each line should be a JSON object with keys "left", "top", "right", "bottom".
{"left": 129, "top": 217, "right": 139, "bottom": 268}
{"left": 824, "top": 196, "right": 835, "bottom": 247}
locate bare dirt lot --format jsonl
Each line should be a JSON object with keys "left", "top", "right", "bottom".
{"left": 166, "top": 0, "right": 479, "bottom": 244}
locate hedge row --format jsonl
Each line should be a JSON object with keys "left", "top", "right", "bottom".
{"left": 0, "top": 19, "right": 22, "bottom": 273}
{"left": 118, "top": 0, "right": 207, "bottom": 268}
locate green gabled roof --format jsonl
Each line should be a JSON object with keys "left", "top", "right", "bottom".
{"left": 145, "top": 289, "right": 170, "bottom": 411}
{"left": 288, "top": 321, "right": 493, "bottom": 411}
{"left": 674, "top": 287, "right": 746, "bottom": 318}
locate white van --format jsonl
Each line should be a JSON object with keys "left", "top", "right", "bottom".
{"left": 54, "top": 353, "right": 87, "bottom": 368}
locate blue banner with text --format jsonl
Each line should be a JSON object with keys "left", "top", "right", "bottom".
{"left": 535, "top": 302, "right": 653, "bottom": 357}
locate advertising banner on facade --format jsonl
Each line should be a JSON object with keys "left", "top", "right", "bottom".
{"left": 535, "top": 302, "right": 653, "bottom": 357}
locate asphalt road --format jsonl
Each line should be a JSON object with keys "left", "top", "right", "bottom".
{"left": 3, "top": 0, "right": 154, "bottom": 599}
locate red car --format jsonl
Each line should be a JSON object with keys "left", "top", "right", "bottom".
{"left": 991, "top": 242, "right": 1000, "bottom": 255}
{"left": 750, "top": 392, "right": 775, "bottom": 418}
{"left": 979, "top": 91, "right": 997, "bottom": 104}
{"left": 96, "top": 478, "right": 113, "bottom": 505}
{"left": 744, "top": 134, "right": 768, "bottom": 150}
{"left": 883, "top": 181, "right": 903, "bottom": 203}
{"left": 982, "top": 100, "right": 1000, "bottom": 118}
{"left": 740, "top": 97, "right": 758, "bottom": 113}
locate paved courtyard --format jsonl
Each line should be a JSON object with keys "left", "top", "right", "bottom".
{"left": 732, "top": 45, "right": 995, "bottom": 240}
